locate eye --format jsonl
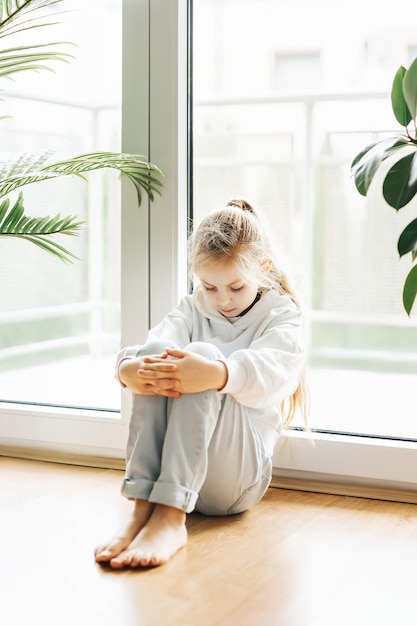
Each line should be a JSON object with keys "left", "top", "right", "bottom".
{"left": 231, "top": 286, "right": 244, "bottom": 292}
{"left": 203, "top": 285, "right": 215, "bottom": 291}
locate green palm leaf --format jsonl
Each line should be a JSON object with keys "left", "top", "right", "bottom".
{"left": 0, "top": 151, "right": 164, "bottom": 205}
{"left": 0, "top": 1, "right": 73, "bottom": 78}
{"left": 0, "top": 1, "right": 164, "bottom": 263}
{"left": 0, "top": 148, "right": 53, "bottom": 179}
{"left": 0, "top": 44, "right": 73, "bottom": 78}
{"left": 0, "top": 1, "right": 64, "bottom": 38}
{"left": 0, "top": 191, "right": 83, "bottom": 262}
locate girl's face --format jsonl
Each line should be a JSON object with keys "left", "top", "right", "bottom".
{"left": 198, "top": 260, "right": 259, "bottom": 317}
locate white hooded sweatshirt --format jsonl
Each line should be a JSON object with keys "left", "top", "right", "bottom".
{"left": 117, "top": 286, "right": 304, "bottom": 452}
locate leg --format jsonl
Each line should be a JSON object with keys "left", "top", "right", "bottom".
{"left": 108, "top": 342, "right": 225, "bottom": 568}
{"left": 108, "top": 386, "right": 219, "bottom": 568}
{"left": 110, "top": 396, "right": 272, "bottom": 567}
{"left": 99, "top": 342, "right": 271, "bottom": 568}
{"left": 109, "top": 503, "right": 187, "bottom": 568}
{"left": 94, "top": 498, "right": 154, "bottom": 563}
{"left": 95, "top": 341, "right": 171, "bottom": 563}
{"left": 94, "top": 392, "right": 167, "bottom": 563}
{"left": 124, "top": 341, "right": 225, "bottom": 513}
{"left": 196, "top": 396, "right": 273, "bottom": 516}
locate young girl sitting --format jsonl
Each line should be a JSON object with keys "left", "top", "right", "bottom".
{"left": 94, "top": 199, "right": 307, "bottom": 569}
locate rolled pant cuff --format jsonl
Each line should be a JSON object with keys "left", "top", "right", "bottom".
{"left": 121, "top": 476, "right": 154, "bottom": 501}
{"left": 149, "top": 481, "right": 198, "bottom": 513}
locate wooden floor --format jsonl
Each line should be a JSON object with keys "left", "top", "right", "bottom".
{"left": 2, "top": 457, "right": 417, "bottom": 626}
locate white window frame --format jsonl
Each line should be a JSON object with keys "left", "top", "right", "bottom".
{"left": 0, "top": 0, "right": 188, "bottom": 466}
{"left": 1, "top": 0, "right": 416, "bottom": 501}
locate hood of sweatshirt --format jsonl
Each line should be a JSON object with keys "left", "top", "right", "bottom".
{"left": 193, "top": 284, "right": 299, "bottom": 335}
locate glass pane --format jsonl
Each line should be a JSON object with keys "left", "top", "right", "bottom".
{"left": 0, "top": 0, "right": 121, "bottom": 411}
{"left": 192, "top": 0, "right": 417, "bottom": 440}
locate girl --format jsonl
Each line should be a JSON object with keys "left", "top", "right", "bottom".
{"left": 94, "top": 199, "right": 307, "bottom": 569}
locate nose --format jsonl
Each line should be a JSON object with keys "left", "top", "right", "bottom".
{"left": 217, "top": 292, "right": 232, "bottom": 307}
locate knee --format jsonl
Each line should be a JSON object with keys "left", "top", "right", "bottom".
{"left": 184, "top": 341, "right": 223, "bottom": 361}
{"left": 138, "top": 340, "right": 177, "bottom": 357}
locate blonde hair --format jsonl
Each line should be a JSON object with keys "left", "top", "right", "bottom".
{"left": 189, "top": 198, "right": 309, "bottom": 428}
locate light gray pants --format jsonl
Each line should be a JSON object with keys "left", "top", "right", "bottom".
{"left": 121, "top": 340, "right": 272, "bottom": 516}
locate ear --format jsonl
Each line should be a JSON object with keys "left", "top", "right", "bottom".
{"left": 261, "top": 258, "right": 273, "bottom": 273}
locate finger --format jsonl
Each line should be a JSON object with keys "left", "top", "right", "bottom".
{"left": 138, "top": 360, "right": 177, "bottom": 370}
{"left": 138, "top": 368, "right": 177, "bottom": 379}
{"left": 139, "top": 386, "right": 180, "bottom": 398}
{"left": 142, "top": 356, "right": 171, "bottom": 364}
{"left": 164, "top": 348, "right": 187, "bottom": 359}
{"left": 156, "top": 389, "right": 181, "bottom": 398}
{"left": 145, "top": 380, "right": 180, "bottom": 397}
{"left": 143, "top": 376, "right": 178, "bottom": 389}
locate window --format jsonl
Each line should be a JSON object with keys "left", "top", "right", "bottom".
{"left": 192, "top": 0, "right": 417, "bottom": 490}
{"left": 2, "top": 0, "right": 416, "bottom": 495}
{"left": 0, "top": 0, "right": 148, "bottom": 460}
{"left": 0, "top": 0, "right": 122, "bottom": 411}
{"left": 0, "top": 0, "right": 188, "bottom": 463}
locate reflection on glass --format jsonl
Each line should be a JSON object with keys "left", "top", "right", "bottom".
{"left": 0, "top": 0, "right": 121, "bottom": 410}
{"left": 192, "top": 0, "right": 417, "bottom": 439}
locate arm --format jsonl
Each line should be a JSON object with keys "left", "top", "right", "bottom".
{"left": 221, "top": 315, "right": 304, "bottom": 409}
{"left": 115, "top": 296, "right": 195, "bottom": 395}
{"left": 119, "top": 354, "right": 182, "bottom": 397}
{"left": 137, "top": 348, "right": 228, "bottom": 394}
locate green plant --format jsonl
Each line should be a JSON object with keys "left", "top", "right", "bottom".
{"left": 0, "top": 0, "right": 162, "bottom": 262}
{"left": 351, "top": 58, "right": 417, "bottom": 316}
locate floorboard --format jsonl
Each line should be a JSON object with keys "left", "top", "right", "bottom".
{"left": 1, "top": 456, "right": 417, "bottom": 626}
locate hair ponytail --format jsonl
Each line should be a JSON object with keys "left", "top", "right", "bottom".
{"left": 226, "top": 199, "right": 310, "bottom": 429}
{"left": 226, "top": 198, "right": 255, "bottom": 213}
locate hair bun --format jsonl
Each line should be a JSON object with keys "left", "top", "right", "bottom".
{"left": 226, "top": 199, "right": 254, "bottom": 213}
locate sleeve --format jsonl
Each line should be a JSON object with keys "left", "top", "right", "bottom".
{"left": 114, "top": 296, "right": 194, "bottom": 386}
{"left": 220, "top": 307, "right": 305, "bottom": 409}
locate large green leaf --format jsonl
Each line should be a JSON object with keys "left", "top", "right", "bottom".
{"left": 383, "top": 150, "right": 417, "bottom": 209}
{"left": 351, "top": 137, "right": 409, "bottom": 196}
{"left": 403, "top": 57, "right": 417, "bottom": 122}
{"left": 398, "top": 218, "right": 417, "bottom": 257}
{"left": 391, "top": 66, "right": 412, "bottom": 127}
{"left": 403, "top": 264, "right": 417, "bottom": 315}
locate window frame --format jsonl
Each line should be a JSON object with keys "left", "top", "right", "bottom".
{"left": 0, "top": 0, "right": 189, "bottom": 465}
{"left": 1, "top": 0, "right": 417, "bottom": 501}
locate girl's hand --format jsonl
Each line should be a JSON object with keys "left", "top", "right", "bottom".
{"left": 119, "top": 354, "right": 181, "bottom": 397}
{"left": 144, "top": 348, "right": 228, "bottom": 394}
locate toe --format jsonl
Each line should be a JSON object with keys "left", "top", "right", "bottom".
{"left": 109, "top": 551, "right": 131, "bottom": 569}
{"left": 109, "top": 557, "right": 126, "bottom": 569}
{"left": 140, "top": 552, "right": 154, "bottom": 567}
{"left": 95, "top": 548, "right": 115, "bottom": 562}
{"left": 130, "top": 551, "right": 149, "bottom": 567}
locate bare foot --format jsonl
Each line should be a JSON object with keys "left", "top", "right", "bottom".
{"left": 109, "top": 504, "right": 187, "bottom": 569}
{"left": 94, "top": 499, "right": 154, "bottom": 563}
